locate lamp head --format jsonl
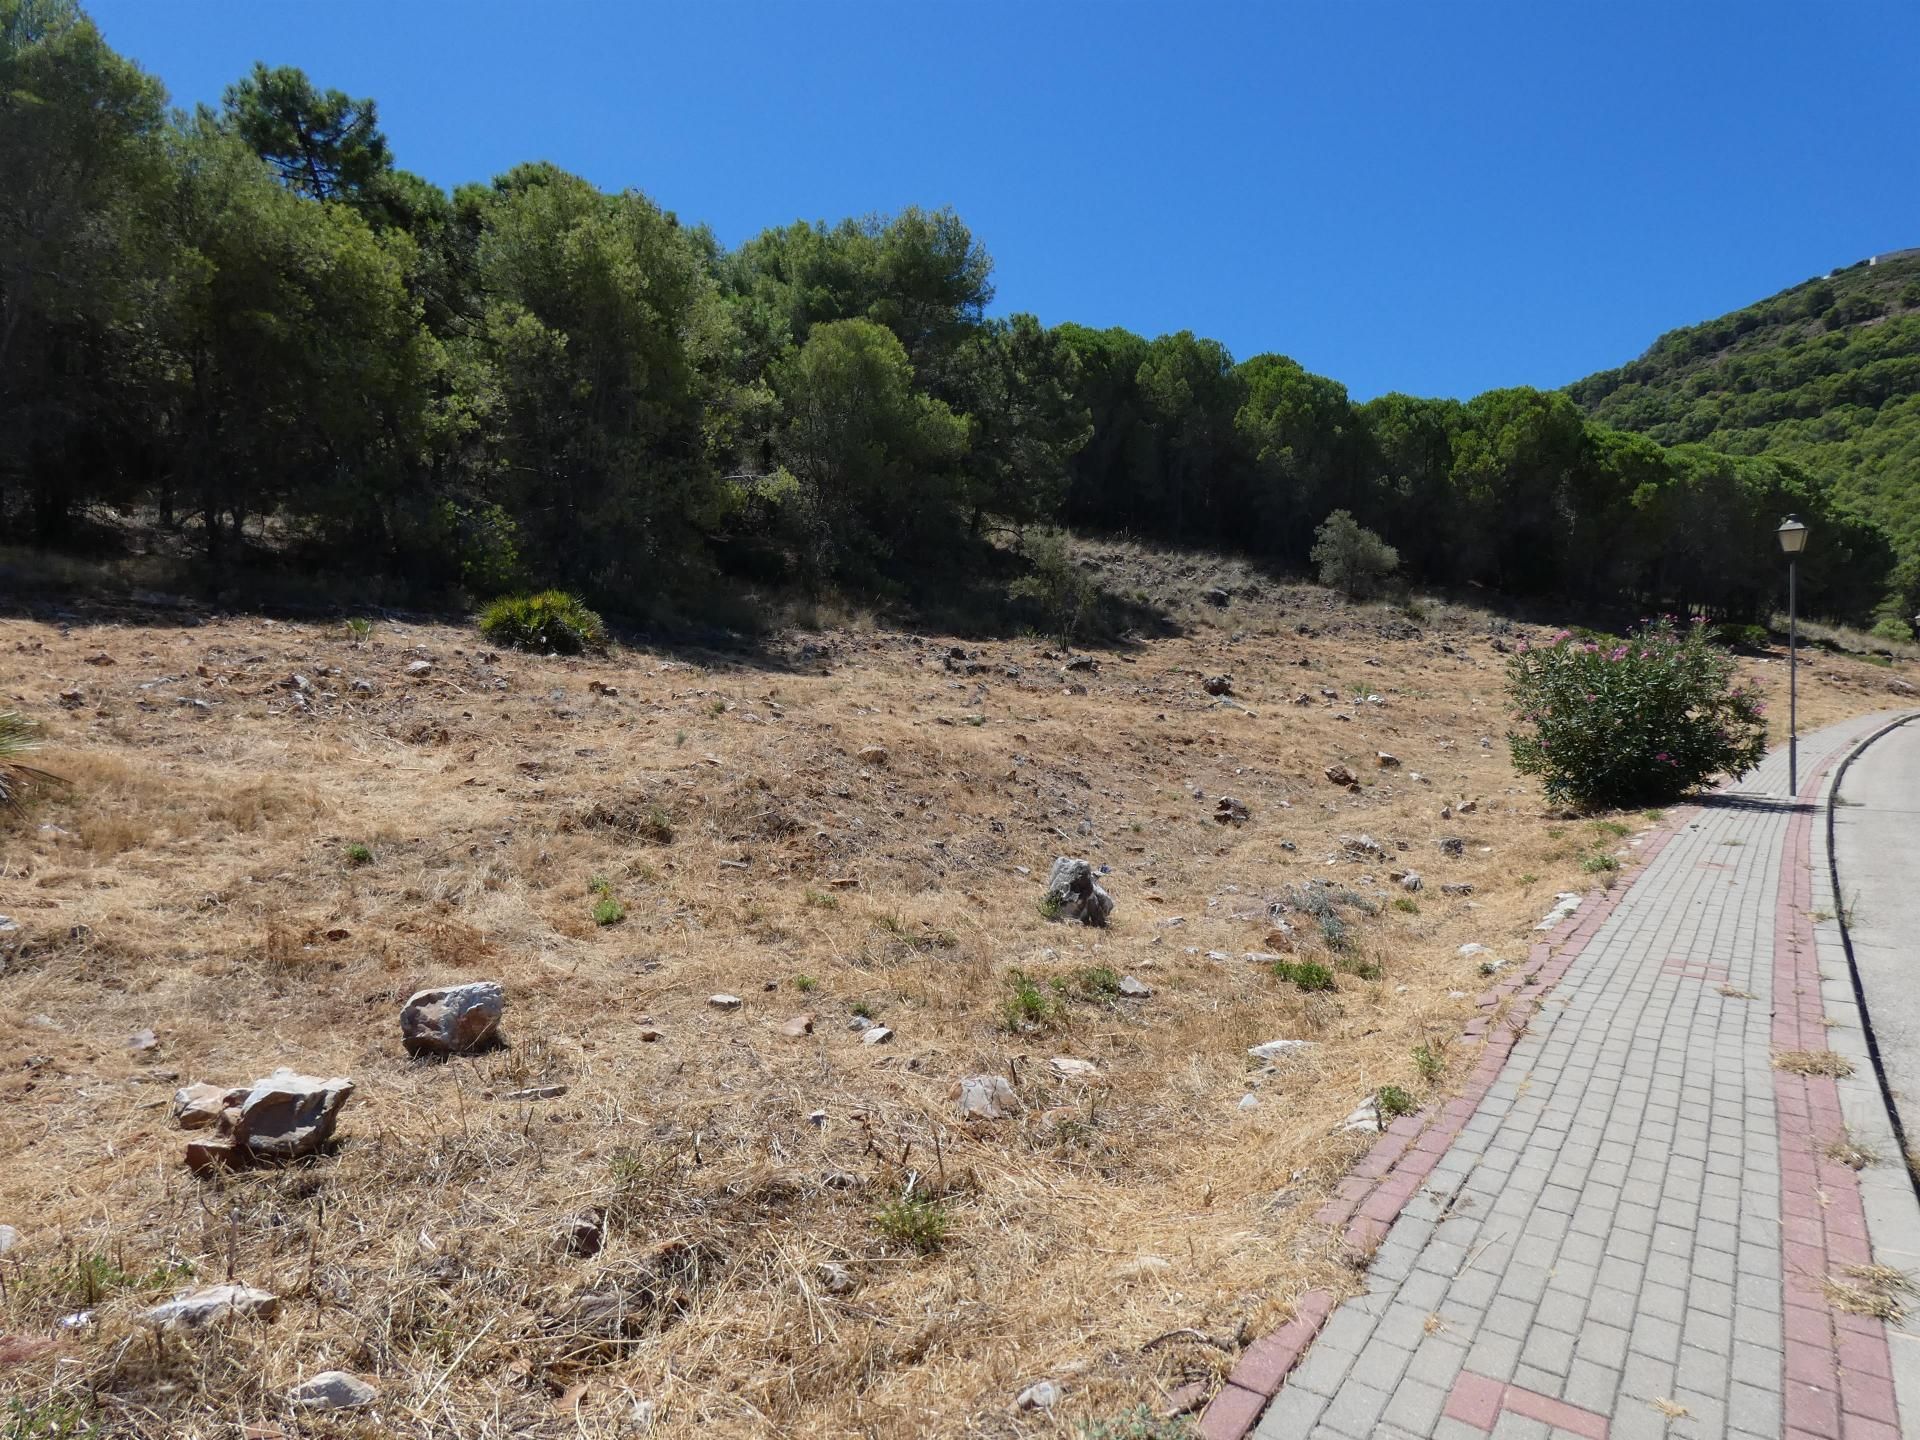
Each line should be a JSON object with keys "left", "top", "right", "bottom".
{"left": 1776, "top": 516, "right": 1809, "bottom": 555}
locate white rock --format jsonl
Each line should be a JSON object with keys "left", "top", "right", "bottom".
{"left": 1458, "top": 943, "right": 1488, "bottom": 958}
{"left": 1248, "top": 1039, "right": 1315, "bottom": 1063}
{"left": 1049, "top": 1057, "right": 1098, "bottom": 1081}
{"left": 860, "top": 1025, "right": 894, "bottom": 1045}
{"left": 708, "top": 994, "right": 743, "bottom": 1011}
{"left": 1043, "top": 856, "right": 1114, "bottom": 926}
{"left": 1017, "top": 1380, "right": 1062, "bottom": 1411}
{"left": 954, "top": 1074, "right": 1023, "bottom": 1120}
{"left": 1340, "top": 1097, "right": 1384, "bottom": 1134}
{"left": 1448, "top": 990, "right": 1469, "bottom": 999}
{"left": 1399, "top": 872, "right": 1423, "bottom": 892}
{"left": 816, "top": 1262, "right": 855, "bottom": 1295}
{"left": 0, "top": 1225, "right": 17, "bottom": 1256}
{"left": 1238, "top": 1093, "right": 1261, "bottom": 1111}
{"left": 288, "top": 1371, "right": 376, "bottom": 1411}
{"left": 140, "top": 1283, "right": 280, "bottom": 1330}
{"left": 406, "top": 660, "right": 433, "bottom": 677}
{"left": 400, "top": 980, "right": 504, "bottom": 1056}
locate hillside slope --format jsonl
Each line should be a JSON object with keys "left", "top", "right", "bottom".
{"left": 1568, "top": 250, "right": 1920, "bottom": 580}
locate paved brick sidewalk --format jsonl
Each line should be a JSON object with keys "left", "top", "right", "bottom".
{"left": 1227, "top": 713, "right": 1920, "bottom": 1440}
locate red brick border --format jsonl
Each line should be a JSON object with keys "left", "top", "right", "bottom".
{"left": 1198, "top": 810, "right": 1696, "bottom": 1439}
{"left": 1773, "top": 746, "right": 1901, "bottom": 1440}
{"left": 1443, "top": 1368, "right": 1610, "bottom": 1437}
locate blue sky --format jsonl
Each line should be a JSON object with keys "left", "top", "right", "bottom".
{"left": 86, "top": 0, "right": 1920, "bottom": 401}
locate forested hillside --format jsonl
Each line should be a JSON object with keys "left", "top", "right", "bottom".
{"left": 2, "top": 0, "right": 1909, "bottom": 628}
{"left": 1570, "top": 251, "right": 1920, "bottom": 628}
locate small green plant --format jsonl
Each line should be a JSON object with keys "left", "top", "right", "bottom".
{"left": 636, "top": 805, "right": 675, "bottom": 844}
{"left": 803, "top": 888, "right": 839, "bottom": 911}
{"left": 1581, "top": 852, "right": 1620, "bottom": 874}
{"left": 1008, "top": 528, "right": 1099, "bottom": 642}
{"left": 1, "top": 1398, "right": 107, "bottom": 1440}
{"left": 1272, "top": 958, "right": 1337, "bottom": 992}
{"left": 794, "top": 975, "right": 818, "bottom": 993}
{"left": 708, "top": 699, "right": 727, "bottom": 717}
{"left": 1001, "top": 968, "right": 1063, "bottom": 1032}
{"left": 1317, "top": 912, "right": 1350, "bottom": 950}
{"left": 674, "top": 730, "right": 687, "bottom": 747}
{"left": 1506, "top": 618, "right": 1767, "bottom": 808}
{"left": 1392, "top": 897, "right": 1419, "bottom": 914}
{"left": 1342, "top": 957, "right": 1384, "bottom": 981}
{"left": 344, "top": 616, "right": 374, "bottom": 643}
{"left": 1037, "top": 891, "right": 1065, "bottom": 922}
{"left": 964, "top": 714, "right": 985, "bottom": 727}
{"left": 1590, "top": 819, "right": 1632, "bottom": 838}
{"left": 1377, "top": 1085, "right": 1418, "bottom": 1120}
{"left": 589, "top": 879, "right": 625, "bottom": 926}
{"left": 478, "top": 589, "right": 608, "bottom": 655}
{"left": 1643, "top": 809, "right": 1664, "bottom": 823}
{"left": 1071, "top": 966, "right": 1123, "bottom": 1000}
{"left": 873, "top": 1195, "right": 951, "bottom": 1254}
{"left": 1518, "top": 872, "right": 1540, "bottom": 886}
{"left": 1312, "top": 510, "right": 1400, "bottom": 599}
{"left": 1412, "top": 1041, "right": 1446, "bottom": 1083}
{"left": 849, "top": 998, "right": 875, "bottom": 1019}
{"left": 0, "top": 711, "right": 61, "bottom": 809}
{"left": 344, "top": 842, "right": 374, "bottom": 867}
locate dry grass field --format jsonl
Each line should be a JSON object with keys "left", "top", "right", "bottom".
{"left": 1, "top": 541, "right": 1911, "bottom": 1439}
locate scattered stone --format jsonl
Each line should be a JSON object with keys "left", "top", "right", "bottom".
{"left": 1535, "top": 892, "right": 1582, "bottom": 930}
{"left": 183, "top": 1069, "right": 355, "bottom": 1170}
{"left": 502, "top": 1085, "right": 567, "bottom": 1102}
{"left": 1376, "top": 751, "right": 1401, "bottom": 768}
{"left": 0, "top": 1225, "right": 17, "bottom": 1256}
{"left": 58, "top": 688, "right": 84, "bottom": 708}
{"left": 1213, "top": 796, "right": 1249, "bottom": 826}
{"left": 406, "top": 660, "right": 433, "bottom": 678}
{"left": 709, "top": 994, "right": 743, "bottom": 1011}
{"left": 1203, "top": 587, "right": 1230, "bottom": 607}
{"left": 1324, "top": 763, "right": 1358, "bottom": 787}
{"left": 953, "top": 1074, "right": 1023, "bottom": 1120}
{"left": 1202, "top": 674, "right": 1233, "bottom": 696}
{"left": 856, "top": 744, "right": 889, "bottom": 765}
{"left": 1409, "top": 771, "right": 1429, "bottom": 785}
{"left": 171, "top": 1081, "right": 246, "bottom": 1130}
{"left": 554, "top": 1208, "right": 606, "bottom": 1258}
{"left": 1342, "top": 833, "right": 1382, "bottom": 856}
{"left": 1441, "top": 883, "right": 1474, "bottom": 897}
{"left": 807, "top": 1110, "right": 827, "bottom": 1127}
{"left": 1049, "top": 1057, "right": 1098, "bottom": 1081}
{"left": 1238, "top": 1094, "right": 1261, "bottom": 1111}
{"left": 1062, "top": 655, "right": 1098, "bottom": 673}
{"left": 1042, "top": 857, "right": 1114, "bottom": 927}
{"left": 816, "top": 1262, "right": 855, "bottom": 1296}
{"left": 1399, "top": 872, "right": 1423, "bottom": 893}
{"left": 127, "top": 1028, "right": 158, "bottom": 1052}
{"left": 780, "top": 1014, "right": 814, "bottom": 1038}
{"left": 288, "top": 1371, "right": 377, "bottom": 1411}
{"left": 1340, "top": 1096, "right": 1384, "bottom": 1134}
{"left": 860, "top": 1025, "right": 894, "bottom": 1046}
{"left": 1458, "top": 943, "right": 1488, "bottom": 958}
{"left": 1457, "top": 799, "right": 1478, "bottom": 815}
{"left": 400, "top": 981, "right": 505, "bottom": 1056}
{"left": 1249, "top": 1039, "right": 1315, "bottom": 1063}
{"left": 83, "top": 652, "right": 114, "bottom": 666}
{"left": 350, "top": 678, "right": 374, "bottom": 693}
{"left": 637, "top": 1025, "right": 664, "bottom": 1043}
{"left": 1437, "top": 836, "right": 1465, "bottom": 857}
{"left": 140, "top": 1283, "right": 280, "bottom": 1330}
{"left": 1017, "top": 1380, "right": 1062, "bottom": 1411}
{"left": 1117, "top": 975, "right": 1152, "bottom": 998}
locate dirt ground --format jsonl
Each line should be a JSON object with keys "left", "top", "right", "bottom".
{"left": 1, "top": 545, "right": 1911, "bottom": 1438}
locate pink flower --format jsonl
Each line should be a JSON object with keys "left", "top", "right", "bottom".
{"left": 1554, "top": 629, "right": 1572, "bottom": 642}
{"left": 1655, "top": 752, "right": 1670, "bottom": 761}
{"left": 1610, "top": 646, "right": 1629, "bottom": 661}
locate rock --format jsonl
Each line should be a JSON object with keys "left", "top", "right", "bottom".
{"left": 288, "top": 1371, "right": 376, "bottom": 1411}
{"left": 1238, "top": 1093, "right": 1261, "bottom": 1111}
{"left": 1203, "top": 587, "right": 1230, "bottom": 607}
{"left": 233, "top": 1069, "right": 354, "bottom": 1163}
{"left": 1399, "top": 872, "right": 1423, "bottom": 893}
{"left": 856, "top": 744, "right": 889, "bottom": 766}
{"left": 780, "top": 1014, "right": 815, "bottom": 1038}
{"left": 1164, "top": 1381, "right": 1211, "bottom": 1417}
{"left": 1342, "top": 833, "right": 1382, "bottom": 856}
{"left": 1890, "top": 677, "right": 1916, "bottom": 696}
{"left": 406, "top": 660, "right": 433, "bottom": 678}
{"left": 83, "top": 652, "right": 114, "bottom": 666}
{"left": 953, "top": 1074, "right": 1022, "bottom": 1120}
{"left": 554, "top": 1208, "right": 605, "bottom": 1258}
{"left": 400, "top": 981, "right": 504, "bottom": 1056}
{"left": 140, "top": 1283, "right": 279, "bottom": 1330}
{"left": 1249, "top": 1039, "right": 1315, "bottom": 1063}
{"left": 502, "top": 1085, "right": 567, "bottom": 1101}
{"left": 1043, "top": 857, "right": 1114, "bottom": 927}
{"left": 1324, "top": 763, "right": 1358, "bottom": 787}
{"left": 350, "top": 678, "right": 374, "bottom": 693}
{"left": 1457, "top": 799, "right": 1478, "bottom": 815}
{"left": 1213, "top": 796, "right": 1249, "bottom": 826}
{"left": 847, "top": 1015, "right": 878, "bottom": 1032}
{"left": 1376, "top": 751, "right": 1401, "bottom": 768}
{"left": 637, "top": 1025, "right": 664, "bottom": 1043}
{"left": 1409, "top": 771, "right": 1430, "bottom": 784}
{"left": 708, "top": 994, "right": 743, "bottom": 1011}
{"left": 58, "top": 688, "right": 84, "bottom": 708}
{"left": 172, "top": 1081, "right": 247, "bottom": 1130}
{"left": 1202, "top": 674, "right": 1233, "bottom": 696}
{"left": 816, "top": 1262, "right": 855, "bottom": 1296}
{"left": 807, "top": 1109, "right": 827, "bottom": 1127}
{"left": 1535, "top": 892, "right": 1582, "bottom": 930}
{"left": 1062, "top": 656, "right": 1098, "bottom": 673}
{"left": 1049, "top": 1057, "right": 1098, "bottom": 1081}
{"left": 860, "top": 1025, "right": 894, "bottom": 1045}
{"left": 0, "top": 916, "right": 19, "bottom": 935}
{"left": 1017, "top": 1380, "right": 1062, "bottom": 1411}
{"left": 1293, "top": 691, "right": 1315, "bottom": 705}
{"left": 1437, "top": 836, "right": 1465, "bottom": 857}
{"left": 127, "top": 1028, "right": 158, "bottom": 1051}
{"left": 1458, "top": 943, "right": 1488, "bottom": 958}
{"left": 1478, "top": 736, "right": 1492, "bottom": 748}
{"left": 1340, "top": 1097, "right": 1384, "bottom": 1134}
{"left": 1117, "top": 975, "right": 1152, "bottom": 998}
{"left": 0, "top": 1225, "right": 17, "bottom": 1256}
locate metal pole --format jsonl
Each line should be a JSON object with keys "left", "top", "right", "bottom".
{"left": 1788, "top": 555, "right": 1799, "bottom": 797}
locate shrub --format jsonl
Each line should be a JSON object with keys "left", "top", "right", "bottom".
{"left": 1272, "top": 958, "right": 1337, "bottom": 992}
{"left": 1377, "top": 1085, "right": 1418, "bottom": 1119}
{"left": 1412, "top": 1041, "right": 1446, "bottom": 1082}
{"left": 592, "top": 895, "right": 625, "bottom": 926}
{"left": 0, "top": 711, "right": 58, "bottom": 808}
{"left": 1001, "top": 968, "right": 1063, "bottom": 1032}
{"left": 1311, "top": 510, "right": 1399, "bottom": 600}
{"left": 1071, "top": 965, "right": 1123, "bottom": 1000}
{"left": 1505, "top": 617, "right": 1767, "bottom": 808}
{"left": 478, "top": 590, "right": 608, "bottom": 655}
{"left": 1008, "top": 528, "right": 1098, "bottom": 642}
{"left": 1076, "top": 1409, "right": 1198, "bottom": 1439}
{"left": 344, "top": 842, "right": 374, "bottom": 867}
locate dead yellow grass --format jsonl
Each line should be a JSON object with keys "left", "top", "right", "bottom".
{"left": 0, "top": 555, "right": 1911, "bottom": 1437}
{"left": 1774, "top": 1050, "right": 1855, "bottom": 1078}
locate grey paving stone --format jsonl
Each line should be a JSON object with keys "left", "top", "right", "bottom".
{"left": 1380, "top": 1375, "right": 1447, "bottom": 1435}
{"left": 1318, "top": 1380, "right": 1389, "bottom": 1436}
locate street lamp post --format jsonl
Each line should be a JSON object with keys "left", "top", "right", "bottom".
{"left": 1777, "top": 516, "right": 1810, "bottom": 795}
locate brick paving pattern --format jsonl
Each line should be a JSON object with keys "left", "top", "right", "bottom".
{"left": 1219, "top": 715, "right": 1920, "bottom": 1440}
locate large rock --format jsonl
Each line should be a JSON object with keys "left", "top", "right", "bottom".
{"left": 289, "top": 1371, "right": 377, "bottom": 1410}
{"left": 401, "top": 981, "right": 504, "bottom": 1056}
{"left": 172, "top": 1081, "right": 247, "bottom": 1130}
{"left": 140, "top": 1283, "right": 279, "bottom": 1330}
{"left": 185, "top": 1069, "right": 354, "bottom": 1170}
{"left": 953, "top": 1075, "right": 1023, "bottom": 1121}
{"left": 1043, "top": 857, "right": 1113, "bottom": 927}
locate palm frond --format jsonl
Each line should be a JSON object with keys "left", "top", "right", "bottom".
{"left": 0, "top": 711, "right": 62, "bottom": 807}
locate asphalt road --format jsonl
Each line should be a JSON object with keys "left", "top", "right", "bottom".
{"left": 1832, "top": 715, "right": 1920, "bottom": 1144}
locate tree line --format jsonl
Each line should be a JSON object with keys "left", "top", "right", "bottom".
{"left": 1, "top": 1, "right": 1898, "bottom": 627}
